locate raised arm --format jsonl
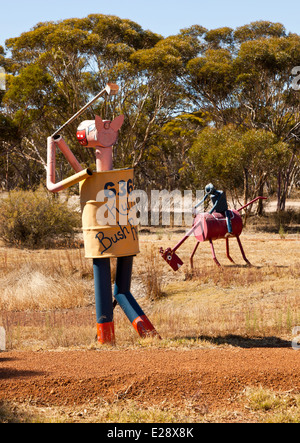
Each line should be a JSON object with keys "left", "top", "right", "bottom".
{"left": 46, "top": 135, "right": 92, "bottom": 193}
{"left": 195, "top": 193, "right": 209, "bottom": 210}
{"left": 46, "top": 83, "right": 120, "bottom": 192}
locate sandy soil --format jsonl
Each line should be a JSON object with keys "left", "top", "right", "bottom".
{"left": 1, "top": 348, "right": 299, "bottom": 413}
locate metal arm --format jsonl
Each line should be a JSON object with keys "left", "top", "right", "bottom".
{"left": 51, "top": 83, "right": 119, "bottom": 137}
{"left": 46, "top": 136, "right": 93, "bottom": 193}
{"left": 209, "top": 198, "right": 219, "bottom": 214}
{"left": 47, "top": 83, "right": 120, "bottom": 192}
{"left": 194, "top": 193, "right": 209, "bottom": 209}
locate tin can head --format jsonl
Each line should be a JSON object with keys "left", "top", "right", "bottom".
{"left": 77, "top": 115, "right": 124, "bottom": 148}
{"left": 160, "top": 247, "right": 184, "bottom": 272}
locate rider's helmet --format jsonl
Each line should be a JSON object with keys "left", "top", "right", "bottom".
{"left": 205, "top": 183, "right": 215, "bottom": 195}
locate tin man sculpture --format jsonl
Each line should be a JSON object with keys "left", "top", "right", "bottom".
{"left": 47, "top": 84, "right": 159, "bottom": 344}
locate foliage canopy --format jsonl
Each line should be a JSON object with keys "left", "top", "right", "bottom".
{"left": 0, "top": 15, "right": 300, "bottom": 212}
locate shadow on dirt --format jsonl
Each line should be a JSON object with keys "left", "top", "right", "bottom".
{"left": 0, "top": 357, "right": 17, "bottom": 363}
{"left": 0, "top": 357, "right": 44, "bottom": 380}
{"left": 182, "top": 334, "right": 292, "bottom": 348}
{"left": 0, "top": 367, "right": 45, "bottom": 380}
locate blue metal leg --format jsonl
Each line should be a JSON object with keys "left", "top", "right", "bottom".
{"left": 93, "top": 258, "right": 115, "bottom": 344}
{"left": 114, "top": 256, "right": 160, "bottom": 338}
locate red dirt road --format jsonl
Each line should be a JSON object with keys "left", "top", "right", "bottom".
{"left": 0, "top": 348, "right": 299, "bottom": 411}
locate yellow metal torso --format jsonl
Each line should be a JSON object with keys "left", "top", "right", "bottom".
{"left": 80, "top": 168, "right": 139, "bottom": 259}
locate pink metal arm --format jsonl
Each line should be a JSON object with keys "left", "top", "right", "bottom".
{"left": 54, "top": 135, "right": 83, "bottom": 173}
{"left": 47, "top": 136, "right": 92, "bottom": 193}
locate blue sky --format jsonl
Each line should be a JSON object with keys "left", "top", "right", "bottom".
{"left": 1, "top": 0, "right": 300, "bottom": 48}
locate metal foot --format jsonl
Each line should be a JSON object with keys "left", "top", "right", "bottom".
{"left": 114, "top": 256, "right": 161, "bottom": 339}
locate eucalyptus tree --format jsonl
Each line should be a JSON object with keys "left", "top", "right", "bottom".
{"left": 1, "top": 17, "right": 207, "bottom": 190}
{"left": 190, "top": 125, "right": 290, "bottom": 215}
{"left": 2, "top": 17, "right": 300, "bottom": 207}
{"left": 185, "top": 21, "right": 300, "bottom": 209}
{"left": 126, "top": 28, "right": 205, "bottom": 188}
{"left": 1, "top": 15, "right": 163, "bottom": 189}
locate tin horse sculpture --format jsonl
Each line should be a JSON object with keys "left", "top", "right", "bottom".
{"left": 160, "top": 197, "right": 267, "bottom": 270}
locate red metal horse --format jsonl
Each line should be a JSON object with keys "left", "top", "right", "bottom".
{"left": 160, "top": 197, "right": 267, "bottom": 270}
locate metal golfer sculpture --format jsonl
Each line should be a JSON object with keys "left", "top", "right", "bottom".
{"left": 160, "top": 185, "right": 267, "bottom": 270}
{"left": 46, "top": 83, "right": 159, "bottom": 345}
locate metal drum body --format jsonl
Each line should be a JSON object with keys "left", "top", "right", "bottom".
{"left": 80, "top": 168, "right": 139, "bottom": 259}
{"left": 193, "top": 210, "right": 243, "bottom": 242}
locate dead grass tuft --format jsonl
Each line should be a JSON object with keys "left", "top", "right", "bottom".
{"left": 243, "top": 387, "right": 300, "bottom": 423}
{"left": 0, "top": 248, "right": 94, "bottom": 312}
{"left": 142, "top": 245, "right": 166, "bottom": 301}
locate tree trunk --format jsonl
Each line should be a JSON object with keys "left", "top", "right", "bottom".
{"left": 243, "top": 168, "right": 249, "bottom": 206}
{"left": 243, "top": 168, "right": 250, "bottom": 225}
{"left": 257, "top": 181, "right": 264, "bottom": 215}
{"left": 277, "top": 169, "right": 281, "bottom": 212}
{"left": 278, "top": 153, "right": 295, "bottom": 212}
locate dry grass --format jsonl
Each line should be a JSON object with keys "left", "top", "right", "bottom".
{"left": 2, "top": 386, "right": 300, "bottom": 423}
{"left": 142, "top": 244, "right": 166, "bottom": 301}
{"left": 243, "top": 387, "right": 300, "bottom": 423}
{"left": 0, "top": 228, "right": 300, "bottom": 350}
{"left": 0, "top": 400, "right": 192, "bottom": 423}
{"left": 0, "top": 397, "right": 219, "bottom": 423}
{"left": 0, "top": 248, "right": 95, "bottom": 349}
{"left": 0, "top": 248, "right": 94, "bottom": 311}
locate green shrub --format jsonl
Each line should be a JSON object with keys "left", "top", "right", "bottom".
{"left": 0, "top": 189, "right": 81, "bottom": 248}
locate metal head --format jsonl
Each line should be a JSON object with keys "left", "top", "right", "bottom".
{"left": 76, "top": 115, "right": 124, "bottom": 148}
{"left": 205, "top": 183, "right": 215, "bottom": 195}
{"left": 160, "top": 247, "right": 184, "bottom": 272}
